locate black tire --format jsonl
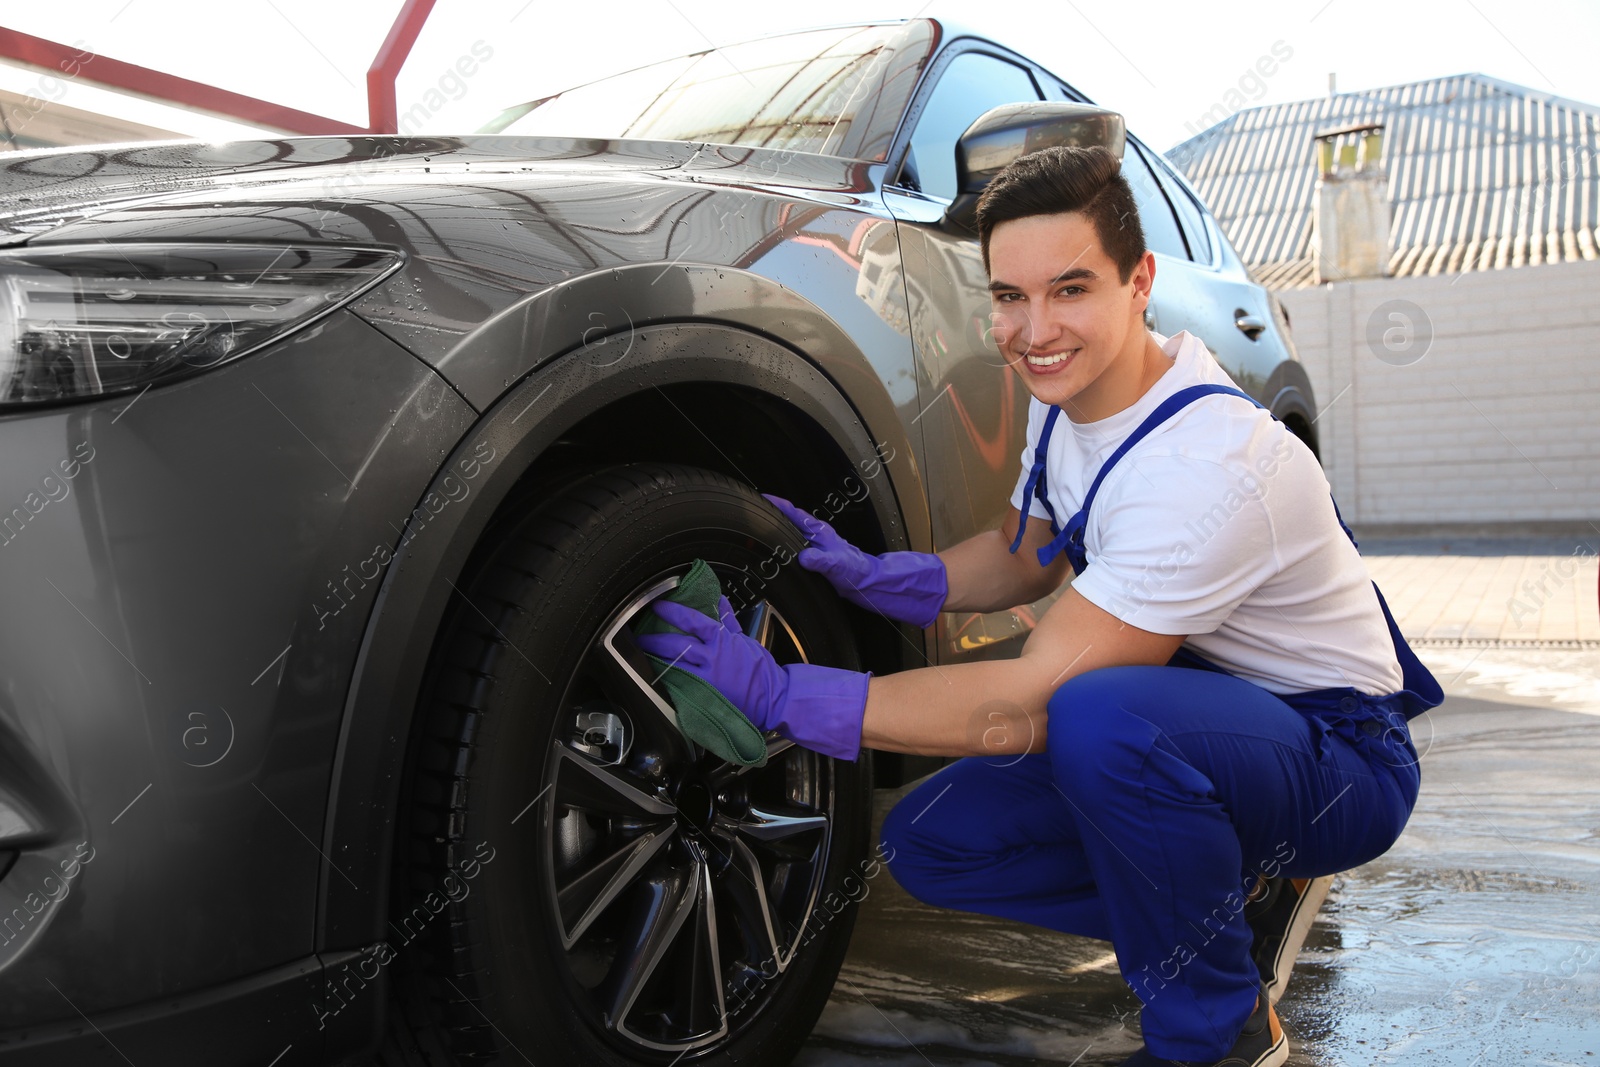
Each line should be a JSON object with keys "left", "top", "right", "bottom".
{"left": 372, "top": 462, "right": 873, "bottom": 1067}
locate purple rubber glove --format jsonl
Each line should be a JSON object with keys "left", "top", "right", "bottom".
{"left": 762, "top": 493, "right": 948, "bottom": 628}
{"left": 634, "top": 597, "right": 871, "bottom": 762}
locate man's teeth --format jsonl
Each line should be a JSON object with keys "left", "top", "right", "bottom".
{"left": 1026, "top": 349, "right": 1078, "bottom": 365}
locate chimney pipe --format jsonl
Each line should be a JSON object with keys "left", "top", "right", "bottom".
{"left": 1311, "top": 122, "right": 1391, "bottom": 283}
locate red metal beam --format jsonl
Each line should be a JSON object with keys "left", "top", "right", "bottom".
{"left": 0, "top": 24, "right": 368, "bottom": 135}
{"left": 366, "top": 0, "right": 437, "bottom": 134}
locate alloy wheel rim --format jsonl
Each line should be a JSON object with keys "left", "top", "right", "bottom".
{"left": 539, "top": 569, "right": 835, "bottom": 1054}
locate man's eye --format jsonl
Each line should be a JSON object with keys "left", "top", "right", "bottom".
{"left": 995, "top": 293, "right": 1020, "bottom": 302}
{"left": 1058, "top": 286, "right": 1084, "bottom": 297}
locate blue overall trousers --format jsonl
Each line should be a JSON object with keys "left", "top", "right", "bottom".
{"left": 880, "top": 384, "right": 1444, "bottom": 1061}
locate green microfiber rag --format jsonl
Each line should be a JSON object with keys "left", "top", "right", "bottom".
{"left": 633, "top": 558, "right": 768, "bottom": 768}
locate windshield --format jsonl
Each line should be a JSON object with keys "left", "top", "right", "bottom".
{"left": 479, "top": 21, "right": 935, "bottom": 162}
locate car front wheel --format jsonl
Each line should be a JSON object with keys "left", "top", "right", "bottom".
{"left": 374, "top": 462, "right": 873, "bottom": 1066}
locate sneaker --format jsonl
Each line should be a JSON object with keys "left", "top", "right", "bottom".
{"left": 1246, "top": 874, "right": 1333, "bottom": 1004}
{"left": 1118, "top": 987, "right": 1287, "bottom": 1066}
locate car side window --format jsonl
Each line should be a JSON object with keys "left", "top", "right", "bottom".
{"left": 1119, "top": 140, "right": 1188, "bottom": 260}
{"left": 1152, "top": 154, "right": 1214, "bottom": 263}
{"left": 1046, "top": 78, "right": 1089, "bottom": 104}
{"left": 899, "top": 51, "right": 1042, "bottom": 201}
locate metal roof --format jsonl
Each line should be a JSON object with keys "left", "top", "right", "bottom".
{"left": 1165, "top": 74, "right": 1600, "bottom": 289}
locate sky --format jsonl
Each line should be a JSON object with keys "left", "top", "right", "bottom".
{"left": 0, "top": 0, "right": 1595, "bottom": 154}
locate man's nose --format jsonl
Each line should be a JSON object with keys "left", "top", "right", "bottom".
{"left": 1019, "top": 308, "right": 1063, "bottom": 351}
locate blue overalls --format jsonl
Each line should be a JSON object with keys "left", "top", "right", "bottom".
{"left": 880, "top": 384, "right": 1444, "bottom": 1062}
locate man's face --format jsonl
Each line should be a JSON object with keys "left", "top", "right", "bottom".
{"left": 986, "top": 211, "right": 1154, "bottom": 411}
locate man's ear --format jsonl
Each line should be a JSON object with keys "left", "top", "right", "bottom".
{"left": 1130, "top": 250, "right": 1157, "bottom": 309}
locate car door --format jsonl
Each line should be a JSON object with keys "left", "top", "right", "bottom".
{"left": 882, "top": 44, "right": 1047, "bottom": 666}
{"left": 1136, "top": 140, "right": 1284, "bottom": 399}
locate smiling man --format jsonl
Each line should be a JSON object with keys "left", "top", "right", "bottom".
{"left": 636, "top": 144, "right": 1442, "bottom": 1066}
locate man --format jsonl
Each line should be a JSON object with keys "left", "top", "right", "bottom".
{"left": 636, "top": 144, "right": 1442, "bottom": 1066}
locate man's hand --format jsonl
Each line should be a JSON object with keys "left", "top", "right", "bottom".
{"left": 635, "top": 596, "right": 872, "bottom": 761}
{"left": 762, "top": 494, "right": 947, "bottom": 628}
{"left": 635, "top": 595, "right": 785, "bottom": 730}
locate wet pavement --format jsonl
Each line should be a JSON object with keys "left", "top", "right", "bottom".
{"left": 799, "top": 536, "right": 1600, "bottom": 1066}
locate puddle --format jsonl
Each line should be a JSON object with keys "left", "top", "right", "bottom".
{"left": 1419, "top": 647, "right": 1600, "bottom": 717}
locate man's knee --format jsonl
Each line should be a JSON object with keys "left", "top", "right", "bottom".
{"left": 877, "top": 776, "right": 1005, "bottom": 906}
{"left": 878, "top": 790, "right": 951, "bottom": 904}
{"left": 878, "top": 790, "right": 919, "bottom": 861}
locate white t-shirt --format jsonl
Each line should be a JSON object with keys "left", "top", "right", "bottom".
{"left": 1009, "top": 329, "right": 1404, "bottom": 696}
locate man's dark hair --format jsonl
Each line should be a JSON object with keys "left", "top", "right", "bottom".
{"left": 976, "top": 144, "right": 1146, "bottom": 283}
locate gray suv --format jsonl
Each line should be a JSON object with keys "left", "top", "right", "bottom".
{"left": 0, "top": 17, "right": 1316, "bottom": 1067}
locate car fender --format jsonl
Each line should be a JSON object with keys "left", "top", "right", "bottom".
{"left": 418, "top": 260, "right": 922, "bottom": 487}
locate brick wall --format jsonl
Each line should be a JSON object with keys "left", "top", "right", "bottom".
{"left": 1277, "top": 259, "right": 1600, "bottom": 523}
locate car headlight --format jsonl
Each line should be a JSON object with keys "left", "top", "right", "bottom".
{"left": 0, "top": 243, "right": 403, "bottom": 409}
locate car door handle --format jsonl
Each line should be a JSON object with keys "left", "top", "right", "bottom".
{"left": 1234, "top": 311, "right": 1266, "bottom": 340}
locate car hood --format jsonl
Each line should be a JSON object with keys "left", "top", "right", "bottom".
{"left": 0, "top": 132, "right": 895, "bottom": 394}
{"left": 0, "top": 134, "right": 797, "bottom": 241}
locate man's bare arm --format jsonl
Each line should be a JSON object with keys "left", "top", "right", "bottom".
{"left": 937, "top": 505, "right": 1075, "bottom": 614}
{"left": 858, "top": 584, "right": 1186, "bottom": 756}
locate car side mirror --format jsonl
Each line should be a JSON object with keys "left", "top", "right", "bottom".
{"left": 942, "top": 102, "right": 1127, "bottom": 235}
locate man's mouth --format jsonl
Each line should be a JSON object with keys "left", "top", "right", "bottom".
{"left": 1023, "top": 347, "right": 1079, "bottom": 371}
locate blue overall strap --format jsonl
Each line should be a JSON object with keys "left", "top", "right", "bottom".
{"left": 1037, "top": 384, "right": 1263, "bottom": 570}
{"left": 1319, "top": 444, "right": 1440, "bottom": 713}
{"left": 1372, "top": 579, "right": 1444, "bottom": 716}
{"left": 1007, "top": 404, "right": 1065, "bottom": 554}
{"left": 1329, "top": 492, "right": 1358, "bottom": 550}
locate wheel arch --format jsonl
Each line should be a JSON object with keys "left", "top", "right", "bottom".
{"left": 1264, "top": 359, "right": 1321, "bottom": 462}
{"left": 418, "top": 260, "right": 923, "bottom": 495}
{"left": 316, "top": 319, "right": 927, "bottom": 956}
